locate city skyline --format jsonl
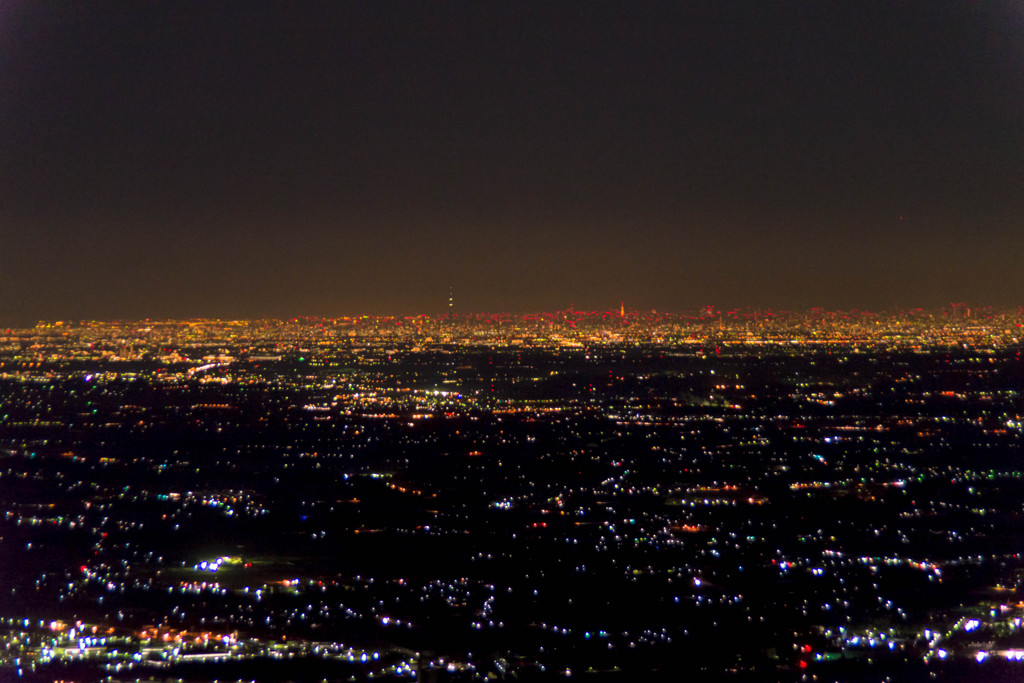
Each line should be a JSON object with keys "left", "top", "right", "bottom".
{"left": 2, "top": 2, "right": 1022, "bottom": 323}
{"left": 8, "top": 302, "right": 1021, "bottom": 329}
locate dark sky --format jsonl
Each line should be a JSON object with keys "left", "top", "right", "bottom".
{"left": 2, "top": 2, "right": 1022, "bottom": 322}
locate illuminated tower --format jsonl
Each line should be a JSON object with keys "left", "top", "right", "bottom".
{"left": 449, "top": 287, "right": 454, "bottom": 316}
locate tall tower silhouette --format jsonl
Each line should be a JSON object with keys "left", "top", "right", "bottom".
{"left": 448, "top": 287, "right": 454, "bottom": 316}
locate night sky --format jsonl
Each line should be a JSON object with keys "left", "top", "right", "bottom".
{"left": 2, "top": 2, "right": 1022, "bottom": 323}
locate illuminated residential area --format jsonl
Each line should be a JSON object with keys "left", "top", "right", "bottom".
{"left": 1, "top": 308, "right": 1022, "bottom": 681}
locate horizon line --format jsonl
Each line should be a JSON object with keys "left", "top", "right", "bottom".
{"left": 11, "top": 303, "right": 1022, "bottom": 327}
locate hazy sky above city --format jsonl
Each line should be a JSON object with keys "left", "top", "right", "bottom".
{"left": 2, "top": 2, "right": 1022, "bottom": 322}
